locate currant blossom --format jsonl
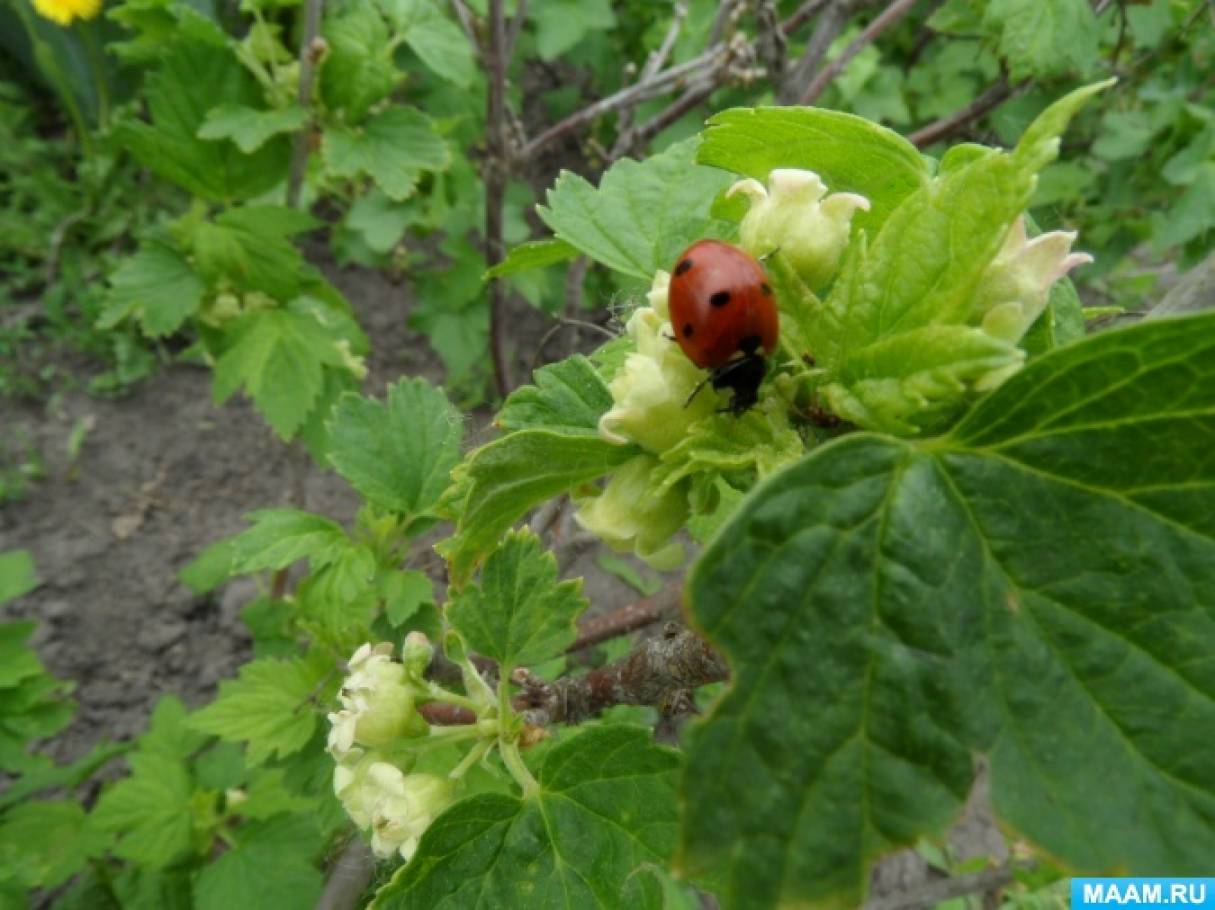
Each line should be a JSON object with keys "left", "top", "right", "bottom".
{"left": 366, "top": 768, "right": 453, "bottom": 861}
{"left": 598, "top": 271, "right": 715, "bottom": 454}
{"left": 972, "top": 215, "right": 1093, "bottom": 344}
{"left": 728, "top": 169, "right": 870, "bottom": 289}
{"left": 327, "top": 643, "right": 425, "bottom": 757}
{"left": 574, "top": 454, "right": 688, "bottom": 570}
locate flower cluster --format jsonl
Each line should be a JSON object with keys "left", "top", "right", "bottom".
{"left": 327, "top": 640, "right": 453, "bottom": 862}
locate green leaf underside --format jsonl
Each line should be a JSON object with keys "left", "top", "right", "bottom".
{"left": 188, "top": 653, "right": 331, "bottom": 765}
{"left": 681, "top": 313, "right": 1215, "bottom": 908}
{"left": 496, "top": 355, "right": 614, "bottom": 435}
{"left": 537, "top": 139, "right": 735, "bottom": 280}
{"left": 372, "top": 726, "right": 680, "bottom": 909}
{"left": 441, "top": 431, "right": 639, "bottom": 585}
{"left": 448, "top": 531, "right": 588, "bottom": 669}
{"left": 327, "top": 379, "right": 464, "bottom": 517}
{"left": 485, "top": 238, "right": 579, "bottom": 279}
{"left": 696, "top": 107, "right": 931, "bottom": 230}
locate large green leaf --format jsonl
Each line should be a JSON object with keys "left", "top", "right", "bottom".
{"left": 191, "top": 205, "right": 319, "bottom": 301}
{"left": 485, "top": 238, "right": 579, "bottom": 279}
{"left": 537, "top": 139, "right": 734, "bottom": 281}
{"left": 99, "top": 241, "right": 204, "bottom": 337}
{"left": 696, "top": 107, "right": 931, "bottom": 230}
{"left": 495, "top": 355, "right": 614, "bottom": 435}
{"left": 326, "top": 378, "right": 464, "bottom": 518}
{"left": 680, "top": 313, "right": 1215, "bottom": 908}
{"left": 322, "top": 107, "right": 450, "bottom": 201}
{"left": 193, "top": 815, "right": 324, "bottom": 910}
{"left": 91, "top": 752, "right": 199, "bottom": 868}
{"left": 0, "top": 800, "right": 105, "bottom": 890}
{"left": 439, "top": 431, "right": 638, "bottom": 585}
{"left": 228, "top": 509, "right": 349, "bottom": 573}
{"left": 448, "top": 530, "right": 588, "bottom": 670}
{"left": 372, "top": 725, "right": 679, "bottom": 909}
{"left": 531, "top": 0, "right": 615, "bottom": 59}
{"left": 392, "top": 1, "right": 476, "bottom": 87}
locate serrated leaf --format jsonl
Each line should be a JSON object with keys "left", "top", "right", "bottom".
{"left": 213, "top": 303, "right": 350, "bottom": 440}
{"left": 137, "top": 696, "right": 211, "bottom": 761}
{"left": 189, "top": 653, "right": 333, "bottom": 765}
{"left": 485, "top": 238, "right": 579, "bottom": 279}
{"left": 323, "top": 107, "right": 450, "bottom": 201}
{"left": 532, "top": 0, "right": 615, "bottom": 59}
{"left": 236, "top": 769, "right": 317, "bottom": 819}
{"left": 680, "top": 313, "right": 1215, "bottom": 908}
{"left": 0, "top": 550, "right": 38, "bottom": 606}
{"left": 327, "top": 378, "right": 464, "bottom": 517}
{"left": 537, "top": 139, "right": 734, "bottom": 280}
{"left": 984, "top": 0, "right": 1099, "bottom": 80}
{"left": 496, "top": 355, "right": 614, "bottom": 434}
{"left": 448, "top": 530, "right": 588, "bottom": 669}
{"left": 0, "top": 800, "right": 105, "bottom": 890}
{"left": 197, "top": 103, "right": 308, "bottom": 153}
{"left": 696, "top": 107, "right": 930, "bottom": 230}
{"left": 228, "top": 509, "right": 348, "bottom": 573}
{"left": 193, "top": 815, "right": 324, "bottom": 910}
{"left": 99, "top": 241, "right": 204, "bottom": 337}
{"left": 372, "top": 725, "right": 679, "bottom": 909}
{"left": 439, "top": 431, "right": 638, "bottom": 585}
{"left": 192, "top": 205, "right": 317, "bottom": 300}
{"left": 400, "top": 8, "right": 476, "bottom": 87}
{"left": 320, "top": 3, "right": 399, "bottom": 119}
{"left": 91, "top": 751, "right": 199, "bottom": 868}
{"left": 380, "top": 569, "right": 435, "bottom": 627}
{"left": 116, "top": 31, "right": 288, "bottom": 201}
{"left": 346, "top": 189, "right": 419, "bottom": 254}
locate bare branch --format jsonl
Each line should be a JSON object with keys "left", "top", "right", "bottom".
{"left": 449, "top": 0, "right": 478, "bottom": 48}
{"left": 864, "top": 865, "right": 1017, "bottom": 910}
{"left": 907, "top": 76, "right": 1025, "bottom": 147}
{"left": 286, "top": 0, "right": 325, "bottom": 209}
{"left": 485, "top": 0, "right": 513, "bottom": 395}
{"left": 799, "top": 0, "right": 921, "bottom": 105}
{"left": 708, "top": 0, "right": 741, "bottom": 45}
{"left": 505, "top": 0, "right": 528, "bottom": 59}
{"left": 781, "top": 0, "right": 831, "bottom": 35}
{"left": 779, "top": 0, "right": 858, "bottom": 103}
{"left": 567, "top": 582, "right": 683, "bottom": 652}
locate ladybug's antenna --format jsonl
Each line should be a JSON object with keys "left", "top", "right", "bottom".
{"left": 684, "top": 374, "right": 712, "bottom": 408}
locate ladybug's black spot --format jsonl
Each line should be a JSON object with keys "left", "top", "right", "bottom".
{"left": 738, "top": 334, "right": 762, "bottom": 355}
{"left": 710, "top": 290, "right": 731, "bottom": 308}
{"left": 761, "top": 282, "right": 772, "bottom": 296}
{"left": 675, "top": 259, "right": 693, "bottom": 276}
{"left": 682, "top": 323, "right": 694, "bottom": 338}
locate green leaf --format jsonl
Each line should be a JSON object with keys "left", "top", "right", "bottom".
{"left": 372, "top": 725, "right": 679, "bottom": 909}
{"left": 696, "top": 107, "right": 931, "bottom": 230}
{"left": 984, "top": 0, "right": 1099, "bottom": 80}
{"left": 537, "top": 139, "right": 734, "bottom": 280}
{"left": 91, "top": 751, "right": 199, "bottom": 868}
{"left": 0, "top": 800, "right": 105, "bottom": 889}
{"left": 189, "top": 653, "right": 333, "bottom": 765}
{"left": 228, "top": 509, "right": 348, "bottom": 573}
{"left": 327, "top": 378, "right": 464, "bottom": 517}
{"left": 116, "top": 31, "right": 288, "bottom": 201}
{"left": 323, "top": 107, "right": 450, "bottom": 201}
{"left": 496, "top": 355, "right": 614, "bottom": 435}
{"left": 197, "top": 103, "right": 308, "bottom": 153}
{"left": 192, "top": 205, "right": 318, "bottom": 300}
{"left": 0, "top": 550, "right": 38, "bottom": 606}
{"left": 100, "top": 241, "right": 204, "bottom": 337}
{"left": 320, "top": 3, "right": 399, "bottom": 119}
{"left": 346, "top": 189, "right": 419, "bottom": 254}
{"left": 179, "top": 538, "right": 236, "bottom": 595}
{"left": 1014, "top": 80, "right": 1115, "bottom": 175}
{"left": 439, "top": 431, "right": 638, "bottom": 585}
{"left": 485, "top": 238, "right": 579, "bottom": 279}
{"left": 531, "top": 0, "right": 615, "bottom": 59}
{"left": 212, "top": 303, "right": 351, "bottom": 440}
{"left": 379, "top": 569, "right": 435, "bottom": 627}
{"left": 448, "top": 530, "right": 588, "bottom": 669}
{"left": 193, "top": 816, "right": 323, "bottom": 910}
{"left": 680, "top": 313, "right": 1215, "bottom": 907}
{"left": 138, "top": 696, "right": 211, "bottom": 761}
{"left": 398, "top": 6, "right": 476, "bottom": 87}
{"left": 1152, "top": 163, "right": 1215, "bottom": 251}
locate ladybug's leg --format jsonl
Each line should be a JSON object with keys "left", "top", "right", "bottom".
{"left": 684, "top": 373, "right": 713, "bottom": 407}
{"left": 710, "top": 352, "right": 767, "bottom": 415}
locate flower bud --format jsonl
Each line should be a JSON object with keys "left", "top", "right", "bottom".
{"left": 729, "top": 169, "right": 869, "bottom": 289}
{"left": 971, "top": 216, "right": 1093, "bottom": 344}
{"left": 401, "top": 632, "right": 433, "bottom": 679}
{"left": 574, "top": 454, "right": 689, "bottom": 570}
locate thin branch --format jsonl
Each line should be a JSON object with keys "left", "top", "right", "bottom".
{"left": 799, "top": 0, "right": 921, "bottom": 105}
{"left": 485, "top": 0, "right": 513, "bottom": 396}
{"left": 286, "top": 0, "right": 325, "bottom": 209}
{"left": 707, "top": 0, "right": 741, "bottom": 45}
{"left": 781, "top": 0, "right": 831, "bottom": 36}
{"left": 619, "top": 77, "right": 719, "bottom": 153}
{"left": 907, "top": 76, "right": 1025, "bottom": 147}
{"left": 779, "top": 0, "right": 858, "bottom": 103}
{"left": 505, "top": 0, "right": 528, "bottom": 59}
{"left": 448, "top": 0, "right": 478, "bottom": 48}
{"left": 864, "top": 866, "right": 1017, "bottom": 910}
{"left": 566, "top": 582, "right": 683, "bottom": 652}
{"left": 314, "top": 838, "right": 376, "bottom": 910}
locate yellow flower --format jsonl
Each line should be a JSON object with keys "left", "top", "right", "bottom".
{"left": 33, "top": 0, "right": 102, "bottom": 26}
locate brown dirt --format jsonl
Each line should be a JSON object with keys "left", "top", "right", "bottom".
{"left": 0, "top": 250, "right": 644, "bottom": 763}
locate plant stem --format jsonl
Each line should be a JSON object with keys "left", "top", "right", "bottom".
{"left": 286, "top": 0, "right": 325, "bottom": 209}
{"left": 449, "top": 738, "right": 493, "bottom": 779}
{"left": 484, "top": 0, "right": 512, "bottom": 396}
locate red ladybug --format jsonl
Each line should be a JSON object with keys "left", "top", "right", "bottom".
{"left": 668, "top": 240, "right": 779, "bottom": 414}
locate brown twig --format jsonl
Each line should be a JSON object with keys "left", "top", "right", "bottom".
{"left": 418, "top": 701, "right": 479, "bottom": 725}
{"left": 864, "top": 865, "right": 1016, "bottom": 910}
{"left": 314, "top": 838, "right": 376, "bottom": 910}
{"left": 286, "top": 0, "right": 325, "bottom": 209}
{"left": 907, "top": 76, "right": 1025, "bottom": 147}
{"left": 448, "top": 0, "right": 478, "bottom": 48}
{"left": 799, "top": 0, "right": 921, "bottom": 105}
{"left": 566, "top": 582, "right": 683, "bottom": 652}
{"left": 484, "top": 0, "right": 513, "bottom": 396}
{"left": 779, "top": 0, "right": 861, "bottom": 103}
{"left": 522, "top": 625, "right": 727, "bottom": 725}
{"left": 781, "top": 0, "right": 831, "bottom": 36}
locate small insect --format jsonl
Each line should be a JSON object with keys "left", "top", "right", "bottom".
{"left": 668, "top": 239, "right": 779, "bottom": 414}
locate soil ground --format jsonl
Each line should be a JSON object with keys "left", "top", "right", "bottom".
{"left": 0, "top": 253, "right": 638, "bottom": 764}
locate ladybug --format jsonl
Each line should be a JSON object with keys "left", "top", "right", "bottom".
{"left": 668, "top": 239, "right": 779, "bottom": 414}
